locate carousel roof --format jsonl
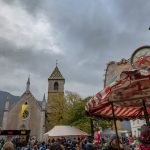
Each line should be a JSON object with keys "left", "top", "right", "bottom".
{"left": 85, "top": 69, "right": 150, "bottom": 120}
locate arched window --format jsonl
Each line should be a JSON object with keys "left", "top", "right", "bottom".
{"left": 54, "top": 82, "right": 59, "bottom": 91}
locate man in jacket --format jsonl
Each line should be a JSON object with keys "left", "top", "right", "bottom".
{"left": 102, "top": 135, "right": 124, "bottom": 150}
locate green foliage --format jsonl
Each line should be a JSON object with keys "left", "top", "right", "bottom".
{"left": 47, "top": 91, "right": 113, "bottom": 132}
{"left": 64, "top": 94, "right": 113, "bottom": 133}
{"left": 66, "top": 98, "right": 91, "bottom": 133}
{"left": 46, "top": 94, "right": 70, "bottom": 129}
{"left": 93, "top": 119, "right": 113, "bottom": 130}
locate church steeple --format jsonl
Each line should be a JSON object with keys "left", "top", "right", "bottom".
{"left": 26, "top": 77, "right": 30, "bottom": 93}
{"left": 48, "top": 65, "right": 65, "bottom": 80}
{"left": 4, "top": 95, "right": 10, "bottom": 111}
{"left": 43, "top": 93, "right": 46, "bottom": 102}
{"left": 42, "top": 93, "right": 46, "bottom": 110}
{"left": 48, "top": 64, "right": 65, "bottom": 93}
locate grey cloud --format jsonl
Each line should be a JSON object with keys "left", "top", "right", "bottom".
{"left": 0, "top": 37, "right": 101, "bottom": 98}
{"left": 3, "top": 0, "right": 117, "bottom": 54}
{"left": 1, "top": 0, "right": 150, "bottom": 98}
{"left": 114, "top": 0, "right": 150, "bottom": 28}
{"left": 3, "top": 0, "right": 42, "bottom": 15}
{"left": 0, "top": 38, "right": 54, "bottom": 75}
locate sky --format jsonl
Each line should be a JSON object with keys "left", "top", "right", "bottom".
{"left": 0, "top": 0, "right": 150, "bottom": 100}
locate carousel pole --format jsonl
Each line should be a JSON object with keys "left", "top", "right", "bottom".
{"left": 142, "top": 99, "right": 150, "bottom": 127}
{"left": 111, "top": 102, "right": 120, "bottom": 150}
{"left": 90, "top": 118, "right": 94, "bottom": 137}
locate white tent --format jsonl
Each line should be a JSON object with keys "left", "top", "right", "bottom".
{"left": 44, "top": 125, "right": 88, "bottom": 137}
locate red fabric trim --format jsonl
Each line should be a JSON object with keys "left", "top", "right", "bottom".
{"left": 105, "top": 86, "right": 110, "bottom": 94}
{"left": 141, "top": 131, "right": 150, "bottom": 135}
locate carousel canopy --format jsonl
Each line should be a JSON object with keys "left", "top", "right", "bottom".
{"left": 85, "top": 69, "right": 150, "bottom": 120}
{"left": 85, "top": 46, "right": 150, "bottom": 121}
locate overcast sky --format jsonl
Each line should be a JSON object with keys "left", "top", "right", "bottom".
{"left": 0, "top": 0, "right": 150, "bottom": 100}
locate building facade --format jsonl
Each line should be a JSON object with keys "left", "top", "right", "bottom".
{"left": 2, "top": 78, "right": 46, "bottom": 141}
{"left": 2, "top": 66, "right": 65, "bottom": 140}
{"left": 130, "top": 119, "right": 146, "bottom": 137}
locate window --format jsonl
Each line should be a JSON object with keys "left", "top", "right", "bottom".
{"left": 134, "top": 130, "right": 136, "bottom": 137}
{"left": 133, "top": 121, "right": 135, "bottom": 125}
{"left": 54, "top": 82, "right": 59, "bottom": 91}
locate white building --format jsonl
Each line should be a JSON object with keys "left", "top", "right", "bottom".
{"left": 130, "top": 119, "right": 146, "bottom": 137}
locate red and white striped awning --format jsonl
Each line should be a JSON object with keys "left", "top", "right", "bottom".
{"left": 85, "top": 69, "right": 150, "bottom": 120}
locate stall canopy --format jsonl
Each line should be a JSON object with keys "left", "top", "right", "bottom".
{"left": 44, "top": 125, "right": 88, "bottom": 137}
{"left": 85, "top": 46, "right": 150, "bottom": 121}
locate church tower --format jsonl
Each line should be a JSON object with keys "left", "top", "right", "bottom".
{"left": 48, "top": 65, "right": 65, "bottom": 95}
{"left": 47, "top": 65, "right": 65, "bottom": 124}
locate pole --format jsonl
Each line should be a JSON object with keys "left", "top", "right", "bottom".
{"left": 90, "top": 118, "right": 94, "bottom": 137}
{"left": 111, "top": 102, "right": 120, "bottom": 150}
{"left": 142, "top": 99, "right": 150, "bottom": 127}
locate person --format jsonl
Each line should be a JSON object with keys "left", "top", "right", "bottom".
{"left": 2, "top": 141, "right": 14, "bottom": 150}
{"left": 40, "top": 142, "right": 46, "bottom": 150}
{"left": 85, "top": 136, "right": 95, "bottom": 150}
{"left": 102, "top": 135, "right": 124, "bottom": 150}
{"left": 71, "top": 138, "right": 78, "bottom": 150}
{"left": 21, "top": 141, "right": 28, "bottom": 150}
{"left": 101, "top": 137, "right": 106, "bottom": 145}
{"left": 75, "top": 143, "right": 81, "bottom": 150}
{"left": 50, "top": 143, "right": 64, "bottom": 150}
{"left": 138, "top": 125, "right": 150, "bottom": 150}
{"left": 66, "top": 137, "right": 72, "bottom": 149}
{"left": 134, "top": 138, "right": 139, "bottom": 148}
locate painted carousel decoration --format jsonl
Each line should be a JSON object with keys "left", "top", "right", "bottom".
{"left": 131, "top": 46, "right": 150, "bottom": 70}
{"left": 104, "top": 59, "right": 131, "bottom": 87}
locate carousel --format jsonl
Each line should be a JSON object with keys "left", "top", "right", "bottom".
{"left": 85, "top": 46, "right": 150, "bottom": 149}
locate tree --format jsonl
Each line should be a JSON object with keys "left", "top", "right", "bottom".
{"left": 46, "top": 94, "right": 70, "bottom": 129}
{"left": 65, "top": 90, "right": 81, "bottom": 106}
{"left": 65, "top": 95, "right": 113, "bottom": 133}
{"left": 93, "top": 119, "right": 113, "bottom": 131}
{"left": 46, "top": 91, "right": 113, "bottom": 133}
{"left": 46, "top": 91, "right": 81, "bottom": 129}
{"left": 66, "top": 97, "right": 91, "bottom": 133}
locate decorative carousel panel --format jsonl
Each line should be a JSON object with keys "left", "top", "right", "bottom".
{"left": 111, "top": 76, "right": 150, "bottom": 96}
{"left": 131, "top": 46, "right": 150, "bottom": 70}
{"left": 104, "top": 59, "right": 131, "bottom": 87}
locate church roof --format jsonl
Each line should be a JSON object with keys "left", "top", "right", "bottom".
{"left": 48, "top": 66, "right": 65, "bottom": 80}
{"left": 9, "top": 78, "right": 43, "bottom": 111}
{"left": 9, "top": 91, "right": 42, "bottom": 110}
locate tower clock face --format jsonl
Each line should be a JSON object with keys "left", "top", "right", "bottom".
{"left": 22, "top": 110, "right": 30, "bottom": 120}
{"left": 131, "top": 46, "right": 150, "bottom": 70}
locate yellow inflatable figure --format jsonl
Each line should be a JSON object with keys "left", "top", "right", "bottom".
{"left": 20, "top": 102, "right": 28, "bottom": 118}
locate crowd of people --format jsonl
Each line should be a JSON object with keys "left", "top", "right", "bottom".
{"left": 0, "top": 136, "right": 98, "bottom": 150}
{"left": 101, "top": 124, "right": 150, "bottom": 150}
{"left": 0, "top": 125, "right": 150, "bottom": 150}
